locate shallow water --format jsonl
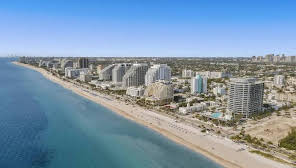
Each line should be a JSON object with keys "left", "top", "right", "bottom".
{"left": 0, "top": 58, "right": 221, "bottom": 168}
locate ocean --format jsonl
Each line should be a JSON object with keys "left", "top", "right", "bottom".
{"left": 0, "top": 58, "right": 221, "bottom": 168}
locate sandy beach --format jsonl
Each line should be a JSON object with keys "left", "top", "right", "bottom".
{"left": 13, "top": 62, "right": 290, "bottom": 168}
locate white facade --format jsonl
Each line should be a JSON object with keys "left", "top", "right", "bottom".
{"left": 112, "top": 63, "right": 131, "bottom": 84}
{"left": 79, "top": 72, "right": 92, "bottom": 82}
{"left": 65, "top": 67, "right": 89, "bottom": 79}
{"left": 126, "top": 87, "right": 145, "bottom": 97}
{"left": 122, "top": 64, "right": 148, "bottom": 88}
{"left": 274, "top": 75, "right": 285, "bottom": 86}
{"left": 99, "top": 64, "right": 116, "bottom": 81}
{"left": 145, "top": 64, "right": 171, "bottom": 86}
{"left": 227, "top": 78, "right": 264, "bottom": 119}
{"left": 179, "top": 103, "right": 206, "bottom": 115}
{"left": 182, "top": 69, "right": 195, "bottom": 78}
{"left": 213, "top": 87, "right": 226, "bottom": 96}
{"left": 196, "top": 71, "right": 231, "bottom": 79}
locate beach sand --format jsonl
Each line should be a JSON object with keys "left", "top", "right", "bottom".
{"left": 13, "top": 62, "right": 290, "bottom": 168}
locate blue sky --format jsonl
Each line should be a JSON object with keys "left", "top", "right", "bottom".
{"left": 0, "top": 0, "right": 295, "bottom": 57}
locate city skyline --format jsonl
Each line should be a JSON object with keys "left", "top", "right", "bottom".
{"left": 1, "top": 0, "right": 296, "bottom": 57}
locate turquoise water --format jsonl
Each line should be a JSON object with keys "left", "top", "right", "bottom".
{"left": 211, "top": 112, "right": 222, "bottom": 118}
{"left": 0, "top": 58, "right": 222, "bottom": 168}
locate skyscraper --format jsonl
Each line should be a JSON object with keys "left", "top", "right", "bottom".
{"left": 122, "top": 64, "right": 148, "bottom": 88}
{"left": 78, "top": 58, "right": 89, "bottom": 68}
{"left": 61, "top": 59, "right": 73, "bottom": 70}
{"left": 227, "top": 78, "right": 264, "bottom": 119}
{"left": 99, "top": 64, "right": 116, "bottom": 81}
{"left": 112, "top": 63, "right": 132, "bottom": 84}
{"left": 191, "top": 75, "right": 207, "bottom": 94}
{"left": 145, "top": 64, "right": 171, "bottom": 86}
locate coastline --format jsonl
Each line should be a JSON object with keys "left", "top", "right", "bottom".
{"left": 13, "top": 62, "right": 290, "bottom": 168}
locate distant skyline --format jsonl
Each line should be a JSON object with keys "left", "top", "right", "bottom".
{"left": 0, "top": 0, "right": 296, "bottom": 57}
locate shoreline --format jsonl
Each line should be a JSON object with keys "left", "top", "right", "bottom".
{"left": 13, "top": 62, "right": 290, "bottom": 168}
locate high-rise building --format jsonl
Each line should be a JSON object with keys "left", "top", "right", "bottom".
{"left": 264, "top": 54, "right": 274, "bottom": 62}
{"left": 96, "top": 65, "right": 105, "bottom": 74}
{"left": 227, "top": 78, "right": 264, "bottom": 119}
{"left": 274, "top": 75, "right": 285, "bottom": 86}
{"left": 78, "top": 58, "right": 89, "bottom": 68}
{"left": 285, "top": 56, "right": 296, "bottom": 63}
{"left": 122, "top": 64, "right": 148, "bottom": 88}
{"left": 191, "top": 75, "right": 207, "bottom": 94}
{"left": 112, "top": 63, "right": 132, "bottom": 84}
{"left": 145, "top": 64, "right": 171, "bottom": 86}
{"left": 61, "top": 60, "right": 73, "bottom": 70}
{"left": 99, "top": 64, "right": 116, "bottom": 81}
{"left": 182, "top": 69, "right": 195, "bottom": 78}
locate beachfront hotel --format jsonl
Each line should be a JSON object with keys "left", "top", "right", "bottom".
{"left": 99, "top": 64, "right": 116, "bottom": 81}
{"left": 61, "top": 59, "right": 73, "bottom": 70}
{"left": 227, "top": 78, "right": 264, "bottom": 119}
{"left": 144, "top": 81, "right": 174, "bottom": 105}
{"left": 122, "top": 64, "right": 148, "bottom": 88}
{"left": 65, "top": 67, "right": 89, "bottom": 79}
{"left": 145, "top": 64, "right": 171, "bottom": 86}
{"left": 112, "top": 63, "right": 132, "bottom": 84}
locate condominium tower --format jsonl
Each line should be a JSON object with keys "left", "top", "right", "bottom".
{"left": 145, "top": 64, "right": 171, "bottom": 86}
{"left": 122, "top": 64, "right": 148, "bottom": 88}
{"left": 191, "top": 75, "right": 207, "bottom": 94}
{"left": 78, "top": 58, "right": 89, "bottom": 68}
{"left": 227, "top": 78, "right": 264, "bottom": 119}
{"left": 112, "top": 63, "right": 132, "bottom": 84}
{"left": 99, "top": 64, "right": 116, "bottom": 81}
{"left": 182, "top": 69, "right": 195, "bottom": 78}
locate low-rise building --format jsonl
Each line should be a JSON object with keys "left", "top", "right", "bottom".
{"left": 126, "top": 87, "right": 145, "bottom": 97}
{"left": 65, "top": 67, "right": 89, "bottom": 79}
{"left": 144, "top": 81, "right": 174, "bottom": 105}
{"left": 79, "top": 72, "right": 92, "bottom": 82}
{"left": 196, "top": 71, "right": 231, "bottom": 79}
{"left": 179, "top": 103, "right": 207, "bottom": 115}
{"left": 213, "top": 86, "right": 226, "bottom": 96}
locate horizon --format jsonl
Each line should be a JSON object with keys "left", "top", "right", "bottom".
{"left": 1, "top": 0, "right": 296, "bottom": 57}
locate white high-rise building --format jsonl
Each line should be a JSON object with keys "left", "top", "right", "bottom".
{"left": 227, "top": 78, "right": 264, "bottom": 119}
{"left": 112, "top": 63, "right": 132, "bottom": 84}
{"left": 145, "top": 64, "right": 171, "bottom": 86}
{"left": 182, "top": 69, "right": 195, "bottom": 78}
{"left": 274, "top": 75, "right": 285, "bottom": 86}
{"left": 122, "top": 64, "right": 148, "bottom": 88}
{"left": 99, "top": 64, "right": 116, "bottom": 81}
{"left": 61, "top": 59, "right": 73, "bottom": 70}
{"left": 191, "top": 75, "right": 207, "bottom": 94}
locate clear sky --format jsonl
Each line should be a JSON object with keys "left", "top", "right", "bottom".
{"left": 0, "top": 0, "right": 295, "bottom": 57}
